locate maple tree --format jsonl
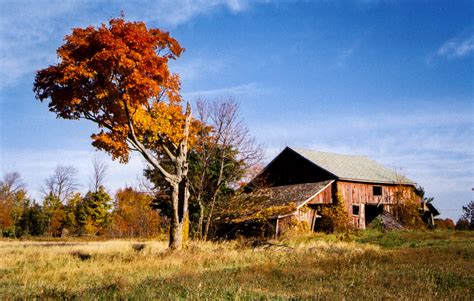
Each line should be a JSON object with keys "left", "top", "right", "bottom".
{"left": 111, "top": 187, "right": 163, "bottom": 238}
{"left": 0, "top": 172, "right": 28, "bottom": 237}
{"left": 34, "top": 17, "right": 193, "bottom": 249}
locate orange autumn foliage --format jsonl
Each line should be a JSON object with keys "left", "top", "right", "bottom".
{"left": 111, "top": 188, "right": 163, "bottom": 238}
{"left": 33, "top": 17, "right": 193, "bottom": 162}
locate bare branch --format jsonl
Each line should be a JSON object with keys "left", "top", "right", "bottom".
{"left": 0, "top": 172, "right": 26, "bottom": 199}
{"left": 42, "top": 165, "right": 79, "bottom": 203}
{"left": 90, "top": 158, "right": 108, "bottom": 192}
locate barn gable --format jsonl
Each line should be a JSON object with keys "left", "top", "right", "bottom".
{"left": 249, "top": 147, "right": 336, "bottom": 188}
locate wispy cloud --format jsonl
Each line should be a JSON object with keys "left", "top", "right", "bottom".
{"left": 432, "top": 32, "right": 474, "bottom": 60}
{"left": 172, "top": 57, "right": 225, "bottom": 81}
{"left": 254, "top": 104, "right": 474, "bottom": 219}
{"left": 183, "top": 82, "right": 266, "bottom": 98}
{"left": 123, "top": 0, "right": 249, "bottom": 26}
{"left": 335, "top": 46, "right": 356, "bottom": 68}
{"left": 0, "top": 1, "right": 80, "bottom": 89}
{"left": 333, "top": 37, "right": 364, "bottom": 68}
{"left": 1, "top": 148, "right": 147, "bottom": 201}
{"left": 0, "top": 0, "right": 251, "bottom": 90}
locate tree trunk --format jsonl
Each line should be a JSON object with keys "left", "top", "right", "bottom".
{"left": 203, "top": 193, "right": 217, "bottom": 240}
{"left": 125, "top": 102, "right": 192, "bottom": 250}
{"left": 169, "top": 180, "right": 189, "bottom": 250}
{"left": 197, "top": 194, "right": 204, "bottom": 239}
{"left": 203, "top": 150, "right": 226, "bottom": 240}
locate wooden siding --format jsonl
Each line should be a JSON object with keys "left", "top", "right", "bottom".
{"left": 337, "top": 181, "right": 418, "bottom": 229}
{"left": 305, "top": 182, "right": 333, "bottom": 205}
{"left": 337, "top": 181, "right": 417, "bottom": 205}
{"left": 276, "top": 216, "right": 294, "bottom": 236}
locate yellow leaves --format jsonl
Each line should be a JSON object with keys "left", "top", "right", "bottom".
{"left": 95, "top": 90, "right": 108, "bottom": 100}
{"left": 232, "top": 202, "right": 298, "bottom": 223}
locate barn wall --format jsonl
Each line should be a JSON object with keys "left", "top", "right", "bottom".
{"left": 276, "top": 216, "right": 294, "bottom": 236}
{"left": 336, "top": 181, "right": 418, "bottom": 229}
{"left": 337, "top": 181, "right": 417, "bottom": 205}
{"left": 283, "top": 181, "right": 419, "bottom": 232}
{"left": 306, "top": 182, "right": 334, "bottom": 205}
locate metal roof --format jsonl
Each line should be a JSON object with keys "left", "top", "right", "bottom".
{"left": 290, "top": 147, "right": 415, "bottom": 185}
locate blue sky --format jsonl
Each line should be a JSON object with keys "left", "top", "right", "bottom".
{"left": 0, "top": 0, "right": 473, "bottom": 220}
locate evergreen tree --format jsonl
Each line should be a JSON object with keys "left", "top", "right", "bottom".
{"left": 42, "top": 193, "right": 65, "bottom": 237}
{"left": 17, "top": 201, "right": 48, "bottom": 236}
{"left": 77, "top": 186, "right": 112, "bottom": 235}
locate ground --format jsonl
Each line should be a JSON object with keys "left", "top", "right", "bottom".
{"left": 0, "top": 230, "right": 472, "bottom": 299}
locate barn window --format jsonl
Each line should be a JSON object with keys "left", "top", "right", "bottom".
{"left": 352, "top": 205, "right": 360, "bottom": 216}
{"left": 373, "top": 186, "right": 382, "bottom": 196}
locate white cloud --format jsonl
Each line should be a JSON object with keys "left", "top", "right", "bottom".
{"left": 0, "top": 0, "right": 251, "bottom": 90}
{"left": 172, "top": 57, "right": 225, "bottom": 81}
{"left": 225, "top": 0, "right": 249, "bottom": 12}
{"left": 127, "top": 0, "right": 249, "bottom": 26}
{"left": 435, "top": 33, "right": 474, "bottom": 59}
{"left": 0, "top": 1, "right": 80, "bottom": 89}
{"left": 183, "top": 82, "right": 266, "bottom": 98}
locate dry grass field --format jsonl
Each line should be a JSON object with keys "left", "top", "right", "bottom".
{"left": 0, "top": 230, "right": 473, "bottom": 299}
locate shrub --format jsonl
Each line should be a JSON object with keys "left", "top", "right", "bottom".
{"left": 317, "top": 192, "right": 350, "bottom": 233}
{"left": 392, "top": 197, "right": 425, "bottom": 229}
{"left": 455, "top": 219, "right": 470, "bottom": 231}
{"left": 290, "top": 218, "right": 310, "bottom": 232}
{"left": 368, "top": 216, "right": 385, "bottom": 232}
{"left": 456, "top": 201, "right": 473, "bottom": 230}
{"left": 434, "top": 218, "right": 455, "bottom": 230}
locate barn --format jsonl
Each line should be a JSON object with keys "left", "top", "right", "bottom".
{"left": 219, "top": 147, "right": 429, "bottom": 237}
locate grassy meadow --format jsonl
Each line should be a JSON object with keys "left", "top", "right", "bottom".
{"left": 0, "top": 230, "right": 473, "bottom": 299}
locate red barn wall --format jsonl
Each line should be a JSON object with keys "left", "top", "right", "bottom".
{"left": 336, "top": 181, "right": 418, "bottom": 229}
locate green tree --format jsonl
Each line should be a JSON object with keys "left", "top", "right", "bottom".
{"left": 17, "top": 201, "right": 48, "bottom": 236}
{"left": 135, "top": 98, "right": 263, "bottom": 240}
{"left": 77, "top": 186, "right": 112, "bottom": 235}
{"left": 63, "top": 193, "right": 83, "bottom": 235}
{"left": 456, "top": 201, "right": 474, "bottom": 230}
{"left": 185, "top": 98, "right": 262, "bottom": 240}
{"left": 0, "top": 172, "right": 29, "bottom": 237}
{"left": 42, "top": 193, "right": 65, "bottom": 237}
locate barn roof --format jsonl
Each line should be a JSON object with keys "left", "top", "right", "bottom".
{"left": 290, "top": 147, "right": 415, "bottom": 185}
{"left": 220, "top": 180, "right": 333, "bottom": 222}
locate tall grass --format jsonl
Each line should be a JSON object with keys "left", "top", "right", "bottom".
{"left": 0, "top": 230, "right": 472, "bottom": 299}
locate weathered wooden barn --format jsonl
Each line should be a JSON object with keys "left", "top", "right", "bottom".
{"left": 220, "top": 147, "right": 426, "bottom": 237}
